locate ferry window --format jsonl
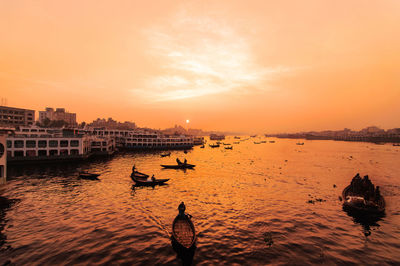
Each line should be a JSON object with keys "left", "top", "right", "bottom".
{"left": 70, "top": 149, "right": 79, "bottom": 155}
{"left": 26, "top": 150, "right": 36, "bottom": 156}
{"left": 49, "top": 140, "right": 58, "bottom": 147}
{"left": 70, "top": 140, "right": 79, "bottom": 147}
{"left": 49, "top": 150, "right": 58, "bottom": 156}
{"left": 0, "top": 143, "right": 3, "bottom": 158}
{"left": 7, "top": 140, "right": 12, "bottom": 148}
{"left": 102, "top": 142, "right": 106, "bottom": 146}
{"left": 38, "top": 140, "right": 47, "bottom": 148}
{"left": 60, "top": 140, "right": 68, "bottom": 147}
{"left": 26, "top": 140, "right": 36, "bottom": 148}
{"left": 14, "top": 140, "right": 24, "bottom": 148}
{"left": 38, "top": 150, "right": 47, "bottom": 156}
{"left": 60, "top": 149, "right": 68, "bottom": 155}
{"left": 31, "top": 129, "right": 37, "bottom": 132}
{"left": 14, "top": 151, "right": 24, "bottom": 157}
{"left": 22, "top": 129, "right": 29, "bottom": 132}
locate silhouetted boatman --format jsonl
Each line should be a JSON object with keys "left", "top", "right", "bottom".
{"left": 176, "top": 158, "right": 182, "bottom": 165}
{"left": 178, "top": 202, "right": 186, "bottom": 217}
{"left": 132, "top": 164, "right": 136, "bottom": 173}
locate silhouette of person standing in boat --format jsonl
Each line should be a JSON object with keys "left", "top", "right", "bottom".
{"left": 178, "top": 202, "right": 186, "bottom": 217}
{"left": 176, "top": 158, "right": 182, "bottom": 165}
{"left": 132, "top": 164, "right": 136, "bottom": 173}
{"left": 184, "top": 158, "right": 187, "bottom": 165}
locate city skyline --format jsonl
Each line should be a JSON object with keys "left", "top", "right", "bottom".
{"left": 1, "top": 0, "right": 399, "bottom": 133}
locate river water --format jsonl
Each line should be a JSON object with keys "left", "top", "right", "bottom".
{"left": 0, "top": 137, "right": 399, "bottom": 265}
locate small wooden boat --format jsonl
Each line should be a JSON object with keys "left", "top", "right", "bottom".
{"left": 223, "top": 143, "right": 231, "bottom": 145}
{"left": 132, "top": 170, "right": 149, "bottom": 178}
{"left": 269, "top": 141, "right": 275, "bottom": 143}
{"left": 393, "top": 143, "right": 400, "bottom": 146}
{"left": 296, "top": 142, "right": 304, "bottom": 145}
{"left": 234, "top": 136, "right": 240, "bottom": 139}
{"left": 161, "top": 164, "right": 195, "bottom": 169}
{"left": 200, "top": 145, "right": 205, "bottom": 148}
{"left": 172, "top": 204, "right": 196, "bottom": 250}
{"left": 78, "top": 172, "right": 100, "bottom": 180}
{"left": 209, "top": 144, "right": 220, "bottom": 148}
{"left": 254, "top": 142, "right": 261, "bottom": 144}
{"left": 160, "top": 152, "right": 171, "bottom": 157}
{"left": 260, "top": 140, "right": 267, "bottom": 143}
{"left": 224, "top": 146, "right": 233, "bottom": 150}
{"left": 130, "top": 173, "right": 169, "bottom": 186}
{"left": 342, "top": 174, "right": 385, "bottom": 216}
{"left": 233, "top": 141, "right": 240, "bottom": 144}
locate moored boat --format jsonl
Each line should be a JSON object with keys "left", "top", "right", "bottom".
{"left": 209, "top": 144, "right": 220, "bottom": 148}
{"left": 160, "top": 152, "right": 171, "bottom": 157}
{"left": 224, "top": 146, "right": 233, "bottom": 150}
{"left": 296, "top": 142, "right": 304, "bottom": 145}
{"left": 78, "top": 172, "right": 100, "bottom": 180}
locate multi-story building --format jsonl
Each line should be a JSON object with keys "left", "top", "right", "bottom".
{"left": 39, "top": 107, "right": 77, "bottom": 126}
{"left": 0, "top": 106, "right": 35, "bottom": 127}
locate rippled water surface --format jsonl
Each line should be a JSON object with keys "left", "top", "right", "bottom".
{"left": 1, "top": 138, "right": 400, "bottom": 265}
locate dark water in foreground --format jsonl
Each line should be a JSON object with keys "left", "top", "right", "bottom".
{"left": 1, "top": 138, "right": 400, "bottom": 265}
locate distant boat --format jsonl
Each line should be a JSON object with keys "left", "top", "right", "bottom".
{"left": 161, "top": 163, "right": 196, "bottom": 169}
{"left": 251, "top": 135, "right": 257, "bottom": 138}
{"left": 131, "top": 173, "right": 169, "bottom": 186}
{"left": 172, "top": 203, "right": 196, "bottom": 250}
{"left": 200, "top": 145, "right": 205, "bottom": 148}
{"left": 233, "top": 142, "right": 240, "bottom": 144}
{"left": 78, "top": 172, "right": 100, "bottom": 180}
{"left": 210, "top": 134, "right": 225, "bottom": 140}
{"left": 234, "top": 136, "right": 241, "bottom": 139}
{"left": 160, "top": 152, "right": 171, "bottom": 157}
{"left": 269, "top": 141, "right": 275, "bottom": 143}
{"left": 260, "top": 140, "right": 267, "bottom": 143}
{"left": 224, "top": 146, "right": 233, "bottom": 150}
{"left": 209, "top": 144, "right": 220, "bottom": 148}
{"left": 393, "top": 143, "right": 400, "bottom": 146}
{"left": 254, "top": 142, "right": 261, "bottom": 144}
{"left": 223, "top": 143, "right": 231, "bottom": 145}
{"left": 296, "top": 142, "right": 304, "bottom": 145}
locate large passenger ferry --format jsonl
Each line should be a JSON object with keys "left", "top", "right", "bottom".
{"left": 87, "top": 128, "right": 194, "bottom": 150}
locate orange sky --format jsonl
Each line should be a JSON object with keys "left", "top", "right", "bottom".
{"left": 1, "top": 0, "right": 399, "bottom": 133}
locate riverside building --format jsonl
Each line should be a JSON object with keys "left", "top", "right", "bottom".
{"left": 39, "top": 107, "right": 77, "bottom": 126}
{"left": 0, "top": 106, "right": 35, "bottom": 127}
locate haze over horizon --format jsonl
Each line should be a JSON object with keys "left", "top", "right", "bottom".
{"left": 1, "top": 0, "right": 399, "bottom": 133}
